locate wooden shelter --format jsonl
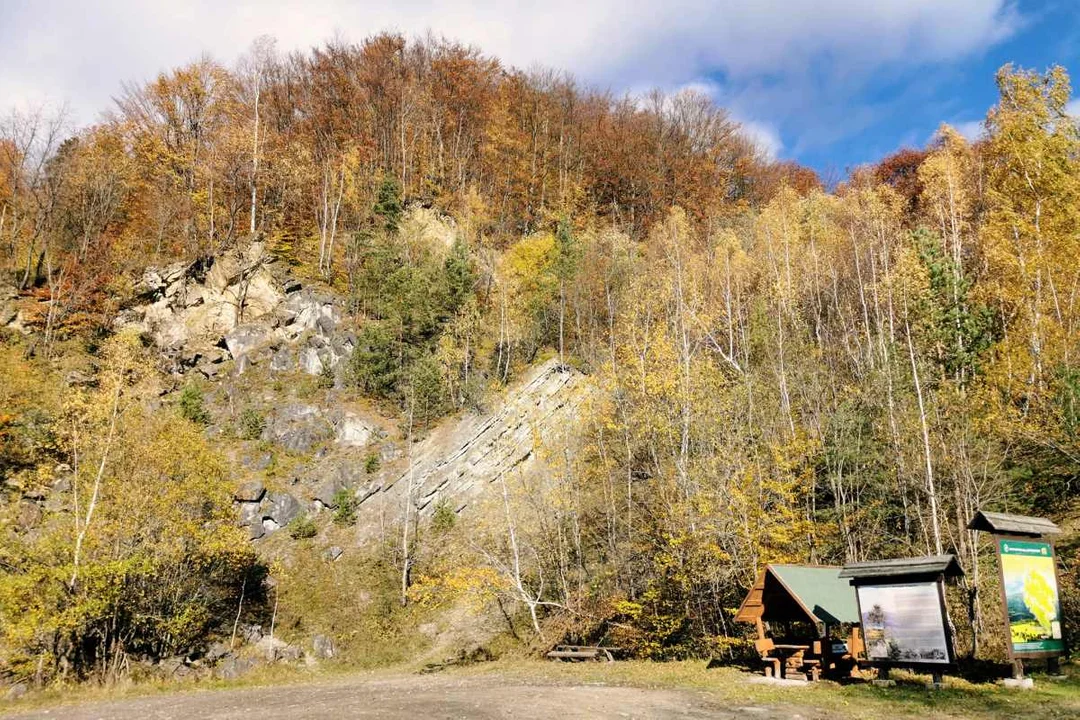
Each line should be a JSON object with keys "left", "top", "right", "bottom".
{"left": 735, "top": 564, "right": 862, "bottom": 680}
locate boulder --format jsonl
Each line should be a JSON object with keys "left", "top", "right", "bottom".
{"left": 204, "top": 641, "right": 232, "bottom": 663}
{"left": 324, "top": 546, "right": 344, "bottom": 562}
{"left": 239, "top": 501, "right": 262, "bottom": 525}
{"left": 0, "top": 301, "right": 18, "bottom": 327}
{"left": 225, "top": 322, "right": 276, "bottom": 360}
{"left": 158, "top": 656, "right": 193, "bottom": 679}
{"left": 270, "top": 347, "right": 293, "bottom": 372}
{"left": 248, "top": 518, "right": 266, "bottom": 540}
{"left": 241, "top": 453, "right": 273, "bottom": 471}
{"left": 240, "top": 624, "right": 263, "bottom": 644}
{"left": 335, "top": 414, "right": 374, "bottom": 447}
{"left": 299, "top": 347, "right": 323, "bottom": 376}
{"left": 266, "top": 404, "right": 332, "bottom": 453}
{"left": 312, "top": 477, "right": 348, "bottom": 508}
{"left": 234, "top": 480, "right": 266, "bottom": 503}
{"left": 266, "top": 492, "right": 301, "bottom": 526}
{"left": 313, "top": 634, "right": 335, "bottom": 660}
{"left": 4, "top": 682, "right": 28, "bottom": 701}
{"left": 213, "top": 656, "right": 257, "bottom": 680}
{"left": 255, "top": 636, "right": 302, "bottom": 663}
{"left": 196, "top": 361, "right": 224, "bottom": 379}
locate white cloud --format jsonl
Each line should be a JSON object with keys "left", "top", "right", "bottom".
{"left": 952, "top": 119, "right": 987, "bottom": 142}
{"left": 737, "top": 119, "right": 784, "bottom": 160}
{"left": 1067, "top": 99, "right": 1080, "bottom": 117}
{"left": 0, "top": 1, "right": 1019, "bottom": 152}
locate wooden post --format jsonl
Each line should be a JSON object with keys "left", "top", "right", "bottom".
{"left": 1012, "top": 659, "right": 1024, "bottom": 679}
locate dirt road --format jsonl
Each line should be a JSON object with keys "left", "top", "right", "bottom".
{"left": 1, "top": 673, "right": 809, "bottom": 719}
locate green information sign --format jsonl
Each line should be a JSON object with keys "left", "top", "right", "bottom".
{"left": 997, "top": 539, "right": 1065, "bottom": 656}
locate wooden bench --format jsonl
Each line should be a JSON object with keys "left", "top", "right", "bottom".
{"left": 546, "top": 645, "right": 619, "bottom": 662}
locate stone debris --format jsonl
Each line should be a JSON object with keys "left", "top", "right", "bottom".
{"left": 312, "top": 634, "right": 336, "bottom": 659}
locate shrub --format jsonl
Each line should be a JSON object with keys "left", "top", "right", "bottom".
{"left": 364, "top": 452, "right": 381, "bottom": 474}
{"left": 348, "top": 322, "right": 400, "bottom": 398}
{"left": 238, "top": 408, "right": 266, "bottom": 440}
{"left": 178, "top": 384, "right": 210, "bottom": 425}
{"left": 318, "top": 362, "right": 335, "bottom": 389}
{"left": 0, "top": 339, "right": 263, "bottom": 684}
{"left": 405, "top": 353, "right": 446, "bottom": 427}
{"left": 432, "top": 498, "right": 457, "bottom": 533}
{"left": 332, "top": 488, "right": 359, "bottom": 526}
{"left": 288, "top": 514, "right": 317, "bottom": 539}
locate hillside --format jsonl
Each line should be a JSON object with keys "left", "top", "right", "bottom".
{"left": 1, "top": 33, "right": 1079, "bottom": 690}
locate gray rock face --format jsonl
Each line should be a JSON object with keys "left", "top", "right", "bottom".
{"left": 283, "top": 292, "right": 339, "bottom": 337}
{"left": 313, "top": 634, "right": 335, "bottom": 660}
{"left": 240, "top": 624, "right": 263, "bottom": 645}
{"left": 372, "top": 359, "right": 589, "bottom": 523}
{"left": 312, "top": 478, "right": 347, "bottom": 508}
{"left": 334, "top": 414, "right": 374, "bottom": 447}
{"left": 270, "top": 347, "right": 293, "bottom": 372}
{"left": 239, "top": 501, "right": 262, "bottom": 526}
{"left": 266, "top": 404, "right": 332, "bottom": 453}
{"left": 299, "top": 347, "right": 324, "bottom": 376}
{"left": 213, "top": 656, "right": 257, "bottom": 680}
{"left": 0, "top": 298, "right": 19, "bottom": 327}
{"left": 158, "top": 657, "right": 193, "bottom": 679}
{"left": 234, "top": 354, "right": 253, "bottom": 376}
{"left": 234, "top": 480, "right": 266, "bottom": 503}
{"left": 241, "top": 453, "right": 273, "bottom": 471}
{"left": 225, "top": 322, "right": 277, "bottom": 360}
{"left": 255, "top": 636, "right": 302, "bottom": 662}
{"left": 266, "top": 492, "right": 301, "bottom": 526}
{"left": 119, "top": 243, "right": 284, "bottom": 353}
{"left": 204, "top": 641, "right": 232, "bottom": 663}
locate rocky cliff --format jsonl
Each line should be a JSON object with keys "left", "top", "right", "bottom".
{"left": 95, "top": 238, "right": 590, "bottom": 549}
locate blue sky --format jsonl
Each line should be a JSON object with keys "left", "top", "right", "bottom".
{"left": 2, "top": 1, "right": 1077, "bottom": 177}
{"left": 782, "top": 0, "right": 1080, "bottom": 175}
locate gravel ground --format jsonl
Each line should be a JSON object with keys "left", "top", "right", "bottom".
{"left": 0, "top": 673, "right": 812, "bottom": 720}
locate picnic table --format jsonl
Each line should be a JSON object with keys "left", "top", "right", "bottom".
{"left": 768, "top": 644, "right": 814, "bottom": 680}
{"left": 545, "top": 645, "right": 621, "bottom": 662}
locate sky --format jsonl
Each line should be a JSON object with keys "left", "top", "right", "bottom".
{"left": 2, "top": 0, "right": 1079, "bottom": 175}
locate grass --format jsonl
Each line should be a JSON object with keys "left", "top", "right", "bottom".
{"left": 452, "top": 658, "right": 1080, "bottom": 720}
{"left": 2, "top": 658, "right": 1078, "bottom": 718}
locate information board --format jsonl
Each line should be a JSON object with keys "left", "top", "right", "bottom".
{"left": 856, "top": 581, "right": 952, "bottom": 665}
{"left": 997, "top": 538, "right": 1065, "bottom": 656}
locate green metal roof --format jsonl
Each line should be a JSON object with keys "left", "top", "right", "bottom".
{"left": 769, "top": 565, "right": 861, "bottom": 625}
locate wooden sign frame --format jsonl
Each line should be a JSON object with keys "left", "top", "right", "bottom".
{"left": 850, "top": 574, "right": 957, "bottom": 673}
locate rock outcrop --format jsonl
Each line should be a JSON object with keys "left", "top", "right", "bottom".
{"left": 116, "top": 242, "right": 354, "bottom": 379}
{"left": 357, "top": 358, "right": 589, "bottom": 527}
